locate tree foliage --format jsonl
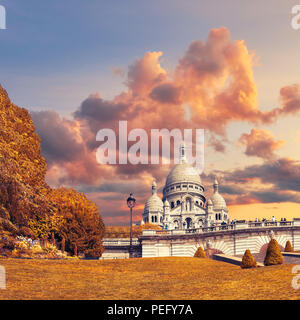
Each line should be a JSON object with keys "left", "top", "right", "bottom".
{"left": 50, "top": 188, "right": 105, "bottom": 257}
{"left": 0, "top": 85, "right": 105, "bottom": 257}
{"left": 104, "top": 223, "right": 161, "bottom": 238}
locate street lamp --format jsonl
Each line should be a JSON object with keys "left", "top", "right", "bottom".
{"left": 127, "top": 193, "right": 136, "bottom": 258}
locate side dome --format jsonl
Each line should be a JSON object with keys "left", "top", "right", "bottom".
{"left": 144, "top": 194, "right": 163, "bottom": 211}
{"left": 210, "top": 179, "right": 227, "bottom": 210}
{"left": 144, "top": 181, "right": 163, "bottom": 212}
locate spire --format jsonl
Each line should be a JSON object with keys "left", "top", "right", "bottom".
{"left": 180, "top": 141, "right": 186, "bottom": 164}
{"left": 152, "top": 180, "right": 157, "bottom": 195}
{"left": 213, "top": 177, "right": 219, "bottom": 193}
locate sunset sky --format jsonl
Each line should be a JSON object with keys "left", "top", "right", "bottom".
{"left": 1, "top": 1, "right": 300, "bottom": 224}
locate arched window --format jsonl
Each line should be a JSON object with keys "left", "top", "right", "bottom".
{"left": 171, "top": 202, "right": 175, "bottom": 209}
{"left": 173, "top": 220, "right": 179, "bottom": 229}
{"left": 176, "top": 200, "right": 181, "bottom": 206}
{"left": 215, "top": 213, "right": 218, "bottom": 220}
{"left": 151, "top": 216, "right": 154, "bottom": 223}
{"left": 155, "top": 216, "right": 157, "bottom": 223}
{"left": 185, "top": 218, "right": 192, "bottom": 229}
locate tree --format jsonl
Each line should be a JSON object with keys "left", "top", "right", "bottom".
{"left": 241, "top": 249, "right": 257, "bottom": 269}
{"left": 104, "top": 223, "right": 161, "bottom": 238}
{"left": 0, "top": 86, "right": 106, "bottom": 258}
{"left": 27, "top": 213, "right": 64, "bottom": 240}
{"left": 264, "top": 239, "right": 284, "bottom": 266}
{"left": 284, "top": 240, "right": 294, "bottom": 252}
{"left": 194, "top": 246, "right": 206, "bottom": 258}
{"left": 61, "top": 237, "right": 65, "bottom": 254}
{"left": 50, "top": 188, "right": 105, "bottom": 257}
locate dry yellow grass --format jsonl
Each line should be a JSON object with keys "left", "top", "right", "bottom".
{"left": 0, "top": 257, "right": 299, "bottom": 300}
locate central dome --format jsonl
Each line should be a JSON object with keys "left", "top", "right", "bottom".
{"left": 166, "top": 162, "right": 202, "bottom": 186}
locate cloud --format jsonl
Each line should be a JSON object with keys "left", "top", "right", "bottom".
{"left": 150, "top": 83, "right": 182, "bottom": 105}
{"left": 31, "top": 111, "right": 84, "bottom": 164}
{"left": 209, "top": 134, "right": 227, "bottom": 153}
{"left": 262, "top": 84, "right": 300, "bottom": 123}
{"left": 110, "top": 66, "right": 125, "bottom": 77}
{"left": 30, "top": 27, "right": 300, "bottom": 223}
{"left": 239, "top": 129, "right": 285, "bottom": 160}
{"left": 126, "top": 51, "right": 167, "bottom": 96}
{"left": 212, "top": 157, "right": 300, "bottom": 205}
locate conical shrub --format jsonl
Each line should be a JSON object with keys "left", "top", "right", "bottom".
{"left": 194, "top": 246, "right": 206, "bottom": 258}
{"left": 264, "top": 239, "right": 283, "bottom": 266}
{"left": 241, "top": 249, "right": 257, "bottom": 269}
{"left": 284, "top": 240, "right": 294, "bottom": 252}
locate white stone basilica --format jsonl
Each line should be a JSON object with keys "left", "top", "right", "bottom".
{"left": 142, "top": 143, "right": 229, "bottom": 230}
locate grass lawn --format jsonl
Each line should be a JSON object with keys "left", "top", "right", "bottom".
{"left": 0, "top": 257, "right": 299, "bottom": 300}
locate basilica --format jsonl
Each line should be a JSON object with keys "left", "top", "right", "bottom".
{"left": 142, "top": 143, "right": 229, "bottom": 230}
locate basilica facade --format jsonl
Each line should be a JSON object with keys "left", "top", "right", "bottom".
{"left": 142, "top": 144, "right": 229, "bottom": 230}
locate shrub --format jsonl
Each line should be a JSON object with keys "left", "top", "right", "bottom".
{"left": 84, "top": 248, "right": 103, "bottom": 258}
{"left": 241, "top": 249, "right": 257, "bottom": 269}
{"left": 194, "top": 246, "right": 206, "bottom": 258}
{"left": 264, "top": 239, "right": 283, "bottom": 266}
{"left": 31, "top": 244, "right": 43, "bottom": 255}
{"left": 43, "top": 244, "right": 58, "bottom": 254}
{"left": 284, "top": 240, "right": 294, "bottom": 252}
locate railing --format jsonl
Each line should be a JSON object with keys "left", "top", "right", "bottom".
{"left": 102, "top": 238, "right": 140, "bottom": 246}
{"left": 248, "top": 221, "right": 293, "bottom": 228}
{"left": 141, "top": 220, "right": 296, "bottom": 237}
{"left": 102, "top": 221, "right": 297, "bottom": 243}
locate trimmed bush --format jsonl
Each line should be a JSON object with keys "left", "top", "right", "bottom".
{"left": 284, "top": 240, "right": 294, "bottom": 252}
{"left": 264, "top": 239, "right": 283, "bottom": 266}
{"left": 194, "top": 246, "right": 206, "bottom": 258}
{"left": 241, "top": 249, "right": 257, "bottom": 269}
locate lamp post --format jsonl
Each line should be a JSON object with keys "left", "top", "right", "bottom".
{"left": 127, "top": 193, "right": 136, "bottom": 258}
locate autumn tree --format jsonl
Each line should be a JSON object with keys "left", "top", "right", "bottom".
{"left": 50, "top": 188, "right": 105, "bottom": 257}
{"left": 27, "top": 213, "right": 64, "bottom": 240}
{"left": 104, "top": 223, "right": 161, "bottom": 238}
{"left": 0, "top": 85, "right": 106, "bottom": 257}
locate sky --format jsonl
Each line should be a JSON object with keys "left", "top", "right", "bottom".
{"left": 1, "top": 1, "right": 300, "bottom": 224}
